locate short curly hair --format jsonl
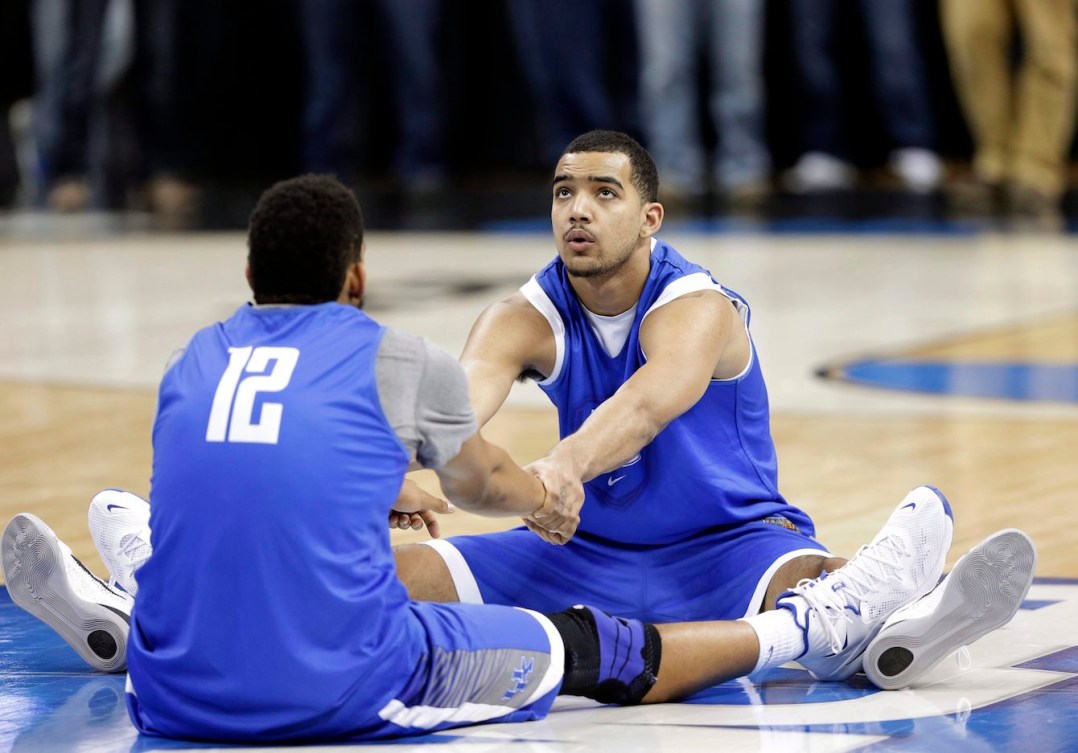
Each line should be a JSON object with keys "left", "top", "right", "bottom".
{"left": 247, "top": 174, "right": 364, "bottom": 304}
{"left": 561, "top": 130, "right": 659, "bottom": 203}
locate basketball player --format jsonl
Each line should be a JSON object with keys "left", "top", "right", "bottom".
{"left": 2, "top": 174, "right": 1033, "bottom": 743}
{"left": 396, "top": 129, "right": 853, "bottom": 617}
{"left": 391, "top": 130, "right": 1036, "bottom": 684}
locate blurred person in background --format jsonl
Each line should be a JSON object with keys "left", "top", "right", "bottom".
{"left": 506, "top": 0, "right": 639, "bottom": 167}
{"left": 940, "top": 0, "right": 1078, "bottom": 220}
{"left": 28, "top": 0, "right": 200, "bottom": 225}
{"left": 298, "top": 0, "right": 448, "bottom": 201}
{"left": 781, "top": 0, "right": 942, "bottom": 195}
{"left": 635, "top": 0, "right": 772, "bottom": 211}
{"left": 133, "top": 0, "right": 202, "bottom": 228}
{"left": 30, "top": 0, "right": 136, "bottom": 212}
{"left": 1, "top": 0, "right": 34, "bottom": 209}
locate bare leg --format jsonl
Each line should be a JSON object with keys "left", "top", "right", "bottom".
{"left": 394, "top": 543, "right": 460, "bottom": 601}
{"left": 642, "top": 620, "right": 760, "bottom": 703}
{"left": 761, "top": 554, "right": 846, "bottom": 612}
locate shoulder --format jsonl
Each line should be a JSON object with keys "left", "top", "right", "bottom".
{"left": 377, "top": 327, "right": 460, "bottom": 376}
{"left": 476, "top": 288, "right": 556, "bottom": 334}
{"left": 376, "top": 326, "right": 426, "bottom": 362}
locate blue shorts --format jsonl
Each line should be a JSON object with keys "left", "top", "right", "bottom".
{"left": 425, "top": 521, "right": 829, "bottom": 622}
{"left": 127, "top": 601, "right": 562, "bottom": 743}
{"left": 363, "top": 601, "right": 563, "bottom": 740}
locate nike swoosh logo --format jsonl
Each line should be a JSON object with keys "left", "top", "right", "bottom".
{"left": 901, "top": 502, "right": 916, "bottom": 511}
{"left": 106, "top": 504, "right": 128, "bottom": 512}
{"left": 607, "top": 475, "right": 626, "bottom": 487}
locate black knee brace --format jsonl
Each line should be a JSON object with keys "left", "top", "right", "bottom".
{"left": 546, "top": 605, "right": 662, "bottom": 706}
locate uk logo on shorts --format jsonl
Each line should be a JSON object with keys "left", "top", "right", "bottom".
{"left": 502, "top": 656, "right": 534, "bottom": 702}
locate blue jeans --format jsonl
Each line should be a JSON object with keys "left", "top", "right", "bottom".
{"left": 298, "top": 0, "right": 444, "bottom": 183}
{"left": 636, "top": 0, "right": 771, "bottom": 191}
{"left": 787, "top": 0, "right": 937, "bottom": 158}
{"left": 506, "top": 0, "right": 633, "bottom": 164}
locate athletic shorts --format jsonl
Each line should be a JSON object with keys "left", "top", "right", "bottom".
{"left": 423, "top": 519, "right": 829, "bottom": 623}
{"left": 364, "top": 602, "right": 563, "bottom": 739}
{"left": 126, "top": 601, "right": 563, "bottom": 743}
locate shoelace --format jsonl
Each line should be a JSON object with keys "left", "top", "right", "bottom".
{"left": 955, "top": 645, "right": 972, "bottom": 671}
{"left": 118, "top": 532, "right": 152, "bottom": 569}
{"left": 792, "top": 535, "right": 911, "bottom": 653}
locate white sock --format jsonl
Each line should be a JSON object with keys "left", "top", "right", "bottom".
{"left": 741, "top": 605, "right": 808, "bottom": 674}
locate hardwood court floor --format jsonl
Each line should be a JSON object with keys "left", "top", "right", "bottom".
{"left": 0, "top": 226, "right": 1076, "bottom": 752}
{"left": 1, "top": 228, "right": 1074, "bottom": 575}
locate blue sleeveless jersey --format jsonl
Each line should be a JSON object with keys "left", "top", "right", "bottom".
{"left": 127, "top": 303, "right": 418, "bottom": 740}
{"left": 524, "top": 240, "right": 814, "bottom": 545}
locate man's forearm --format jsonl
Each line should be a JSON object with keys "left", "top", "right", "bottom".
{"left": 552, "top": 391, "right": 665, "bottom": 483}
{"left": 441, "top": 442, "right": 545, "bottom": 517}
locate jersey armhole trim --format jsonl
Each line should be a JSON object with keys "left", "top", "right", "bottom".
{"left": 520, "top": 277, "right": 566, "bottom": 386}
{"left": 639, "top": 272, "right": 754, "bottom": 382}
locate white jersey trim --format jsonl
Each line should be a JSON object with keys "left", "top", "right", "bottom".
{"left": 639, "top": 271, "right": 754, "bottom": 382}
{"left": 520, "top": 276, "right": 566, "bottom": 385}
{"left": 420, "top": 539, "right": 484, "bottom": 603}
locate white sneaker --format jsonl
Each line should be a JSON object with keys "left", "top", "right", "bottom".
{"left": 779, "top": 485, "right": 954, "bottom": 681}
{"left": 2, "top": 513, "right": 132, "bottom": 672}
{"left": 889, "top": 148, "right": 942, "bottom": 193}
{"left": 782, "top": 152, "right": 856, "bottom": 193}
{"left": 863, "top": 528, "right": 1036, "bottom": 690}
{"left": 88, "top": 489, "right": 152, "bottom": 597}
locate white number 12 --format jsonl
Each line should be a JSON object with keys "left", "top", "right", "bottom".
{"left": 205, "top": 346, "right": 300, "bottom": 444}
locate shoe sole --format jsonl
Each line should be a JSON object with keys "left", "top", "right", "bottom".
{"left": 863, "top": 528, "right": 1036, "bottom": 690}
{"left": 2, "top": 513, "right": 129, "bottom": 673}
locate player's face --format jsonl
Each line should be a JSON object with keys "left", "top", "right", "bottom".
{"left": 551, "top": 151, "right": 649, "bottom": 279}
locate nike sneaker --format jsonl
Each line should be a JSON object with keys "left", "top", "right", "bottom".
{"left": 778, "top": 485, "right": 954, "bottom": 681}
{"left": 863, "top": 528, "right": 1036, "bottom": 690}
{"left": 2, "top": 512, "right": 132, "bottom": 672}
{"left": 88, "top": 489, "right": 151, "bottom": 597}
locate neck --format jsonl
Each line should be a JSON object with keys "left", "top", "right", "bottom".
{"left": 568, "top": 243, "right": 651, "bottom": 316}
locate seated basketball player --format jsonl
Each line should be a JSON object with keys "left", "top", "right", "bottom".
{"left": 388, "top": 130, "right": 1036, "bottom": 685}
{"left": 392, "top": 130, "right": 891, "bottom": 619}
{"left": 1, "top": 174, "right": 1034, "bottom": 743}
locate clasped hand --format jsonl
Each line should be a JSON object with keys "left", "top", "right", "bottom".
{"left": 388, "top": 479, "right": 454, "bottom": 538}
{"left": 523, "top": 456, "right": 583, "bottom": 545}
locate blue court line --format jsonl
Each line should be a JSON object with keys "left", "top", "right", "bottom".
{"left": 834, "top": 361, "right": 1078, "bottom": 404}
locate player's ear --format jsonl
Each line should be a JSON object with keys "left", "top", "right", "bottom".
{"left": 345, "top": 243, "right": 366, "bottom": 306}
{"left": 245, "top": 264, "right": 254, "bottom": 292}
{"left": 640, "top": 199, "right": 663, "bottom": 239}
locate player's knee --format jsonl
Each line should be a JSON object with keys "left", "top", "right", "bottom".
{"left": 545, "top": 605, "right": 661, "bottom": 706}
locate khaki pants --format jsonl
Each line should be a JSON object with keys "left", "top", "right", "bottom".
{"left": 941, "top": 0, "right": 1078, "bottom": 198}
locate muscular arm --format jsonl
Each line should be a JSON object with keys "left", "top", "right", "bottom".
{"left": 521, "top": 290, "right": 748, "bottom": 544}
{"left": 432, "top": 432, "right": 547, "bottom": 517}
{"left": 393, "top": 326, "right": 568, "bottom": 536}
{"left": 459, "top": 291, "right": 557, "bottom": 427}
{"left": 546, "top": 290, "right": 747, "bottom": 482}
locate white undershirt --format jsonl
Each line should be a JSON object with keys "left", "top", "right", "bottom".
{"left": 581, "top": 304, "right": 638, "bottom": 358}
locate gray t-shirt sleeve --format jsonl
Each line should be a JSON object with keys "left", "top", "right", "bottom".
{"left": 374, "top": 328, "right": 477, "bottom": 469}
